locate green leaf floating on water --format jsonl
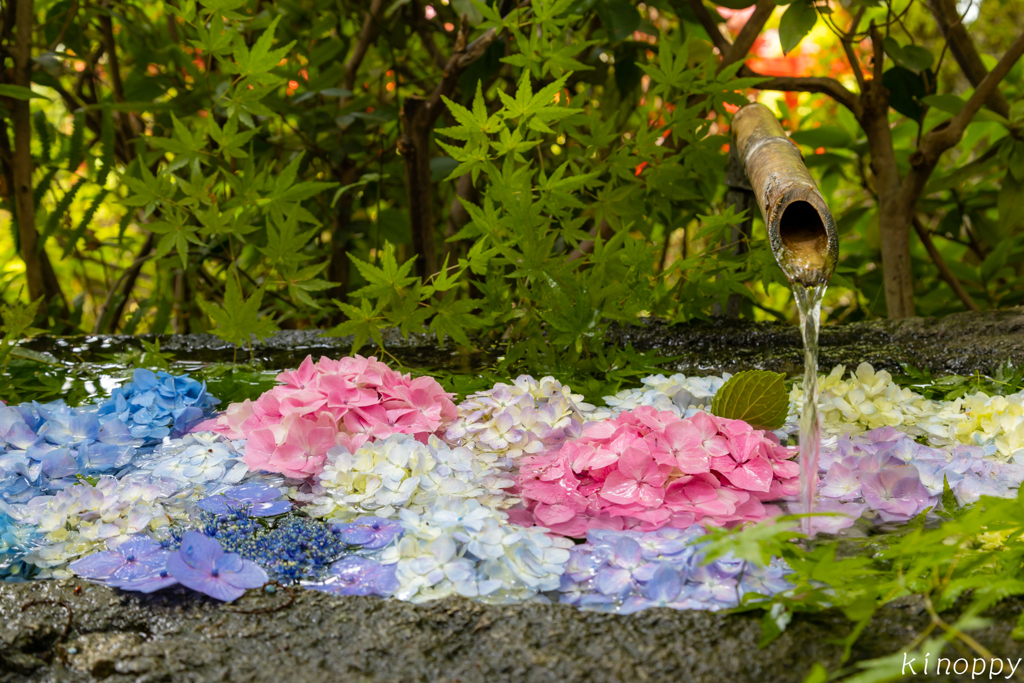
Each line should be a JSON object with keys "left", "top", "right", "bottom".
{"left": 710, "top": 370, "right": 789, "bottom": 430}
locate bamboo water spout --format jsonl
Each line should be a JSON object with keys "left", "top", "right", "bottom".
{"left": 732, "top": 103, "right": 839, "bottom": 287}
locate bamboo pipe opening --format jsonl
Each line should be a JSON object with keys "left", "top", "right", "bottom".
{"left": 732, "top": 103, "right": 838, "bottom": 287}
{"left": 779, "top": 200, "right": 829, "bottom": 274}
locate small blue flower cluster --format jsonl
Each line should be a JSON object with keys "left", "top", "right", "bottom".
{"left": 239, "top": 516, "right": 348, "bottom": 583}
{"left": 97, "top": 369, "right": 218, "bottom": 442}
{"left": 557, "top": 527, "right": 792, "bottom": 614}
{"left": 165, "top": 484, "right": 401, "bottom": 586}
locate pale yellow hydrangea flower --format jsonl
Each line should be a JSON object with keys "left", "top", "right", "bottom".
{"left": 955, "top": 392, "right": 1024, "bottom": 459}
{"left": 790, "top": 363, "right": 1024, "bottom": 461}
{"left": 792, "top": 363, "right": 960, "bottom": 439}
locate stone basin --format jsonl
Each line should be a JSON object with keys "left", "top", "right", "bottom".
{"left": 5, "top": 308, "right": 1024, "bottom": 683}
{"left": 2, "top": 581, "right": 1023, "bottom": 683}
{"left": 20, "top": 307, "right": 1024, "bottom": 376}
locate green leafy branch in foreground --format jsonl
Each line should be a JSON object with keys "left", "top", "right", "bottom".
{"left": 702, "top": 493, "right": 1024, "bottom": 681}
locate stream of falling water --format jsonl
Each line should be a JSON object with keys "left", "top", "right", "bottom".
{"left": 792, "top": 282, "right": 826, "bottom": 537}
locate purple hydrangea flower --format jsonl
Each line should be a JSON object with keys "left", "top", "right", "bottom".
{"left": 858, "top": 465, "right": 935, "bottom": 522}
{"left": 166, "top": 531, "right": 268, "bottom": 602}
{"left": 69, "top": 535, "right": 170, "bottom": 580}
{"left": 789, "top": 498, "right": 868, "bottom": 534}
{"left": 308, "top": 556, "right": 399, "bottom": 596}
{"left": 594, "top": 537, "right": 656, "bottom": 596}
{"left": 198, "top": 482, "right": 291, "bottom": 518}
{"left": 818, "top": 462, "right": 862, "bottom": 501}
{"left": 76, "top": 442, "right": 135, "bottom": 473}
{"left": 37, "top": 411, "right": 101, "bottom": 446}
{"left": 332, "top": 517, "right": 403, "bottom": 549}
{"left": 619, "top": 565, "right": 689, "bottom": 614}
{"left": 39, "top": 447, "right": 78, "bottom": 479}
{"left": 688, "top": 562, "right": 740, "bottom": 608}
{"left": 0, "top": 407, "right": 40, "bottom": 451}
{"left": 636, "top": 526, "right": 701, "bottom": 562}
{"left": 109, "top": 568, "right": 179, "bottom": 593}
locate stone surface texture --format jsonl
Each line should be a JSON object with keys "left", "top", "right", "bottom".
{"left": 2, "top": 581, "right": 1022, "bottom": 683}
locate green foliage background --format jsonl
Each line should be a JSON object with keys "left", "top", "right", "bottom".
{"left": 1, "top": 0, "right": 1023, "bottom": 361}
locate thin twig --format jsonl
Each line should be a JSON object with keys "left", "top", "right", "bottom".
{"left": 683, "top": 0, "right": 732, "bottom": 55}
{"left": 841, "top": 7, "right": 867, "bottom": 93}
{"left": 722, "top": 0, "right": 773, "bottom": 67}
{"left": 912, "top": 216, "right": 980, "bottom": 312}
{"left": 743, "top": 69, "right": 862, "bottom": 116}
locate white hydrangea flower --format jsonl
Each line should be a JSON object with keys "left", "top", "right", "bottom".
{"left": 128, "top": 432, "right": 249, "bottom": 485}
{"left": 377, "top": 498, "right": 571, "bottom": 605}
{"left": 299, "top": 434, "right": 515, "bottom": 520}
{"left": 596, "top": 372, "right": 731, "bottom": 420}
{"left": 445, "top": 376, "right": 591, "bottom": 488}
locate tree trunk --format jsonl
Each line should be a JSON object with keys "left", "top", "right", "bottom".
{"left": 876, "top": 209, "right": 916, "bottom": 318}
{"left": 399, "top": 96, "right": 439, "bottom": 279}
{"left": 11, "top": 0, "right": 47, "bottom": 305}
{"left": 860, "top": 77, "right": 916, "bottom": 319}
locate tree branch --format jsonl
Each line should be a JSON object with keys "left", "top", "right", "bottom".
{"left": 841, "top": 7, "right": 866, "bottom": 93}
{"left": 913, "top": 216, "right": 979, "bottom": 311}
{"left": 99, "top": 5, "right": 137, "bottom": 162}
{"left": 95, "top": 233, "right": 154, "bottom": 333}
{"left": 927, "top": 0, "right": 1011, "bottom": 118}
{"left": 414, "top": 4, "right": 449, "bottom": 71}
{"left": 742, "top": 68, "right": 862, "bottom": 116}
{"left": 343, "top": 0, "right": 387, "bottom": 93}
{"left": 567, "top": 218, "right": 615, "bottom": 262}
{"left": 684, "top": 0, "right": 731, "bottom": 55}
{"left": 723, "top": 0, "right": 773, "bottom": 67}
{"left": 399, "top": 17, "right": 500, "bottom": 279}
{"left": 426, "top": 22, "right": 499, "bottom": 122}
{"left": 870, "top": 20, "right": 884, "bottom": 84}
{"left": 918, "top": 31, "right": 1024, "bottom": 167}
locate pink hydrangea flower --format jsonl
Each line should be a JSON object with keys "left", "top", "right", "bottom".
{"left": 516, "top": 407, "right": 799, "bottom": 536}
{"left": 195, "top": 355, "right": 456, "bottom": 478}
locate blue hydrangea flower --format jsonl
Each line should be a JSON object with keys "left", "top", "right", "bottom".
{"left": 0, "top": 407, "right": 40, "bottom": 451}
{"left": 0, "top": 501, "right": 36, "bottom": 579}
{"left": 97, "top": 369, "right": 219, "bottom": 442}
